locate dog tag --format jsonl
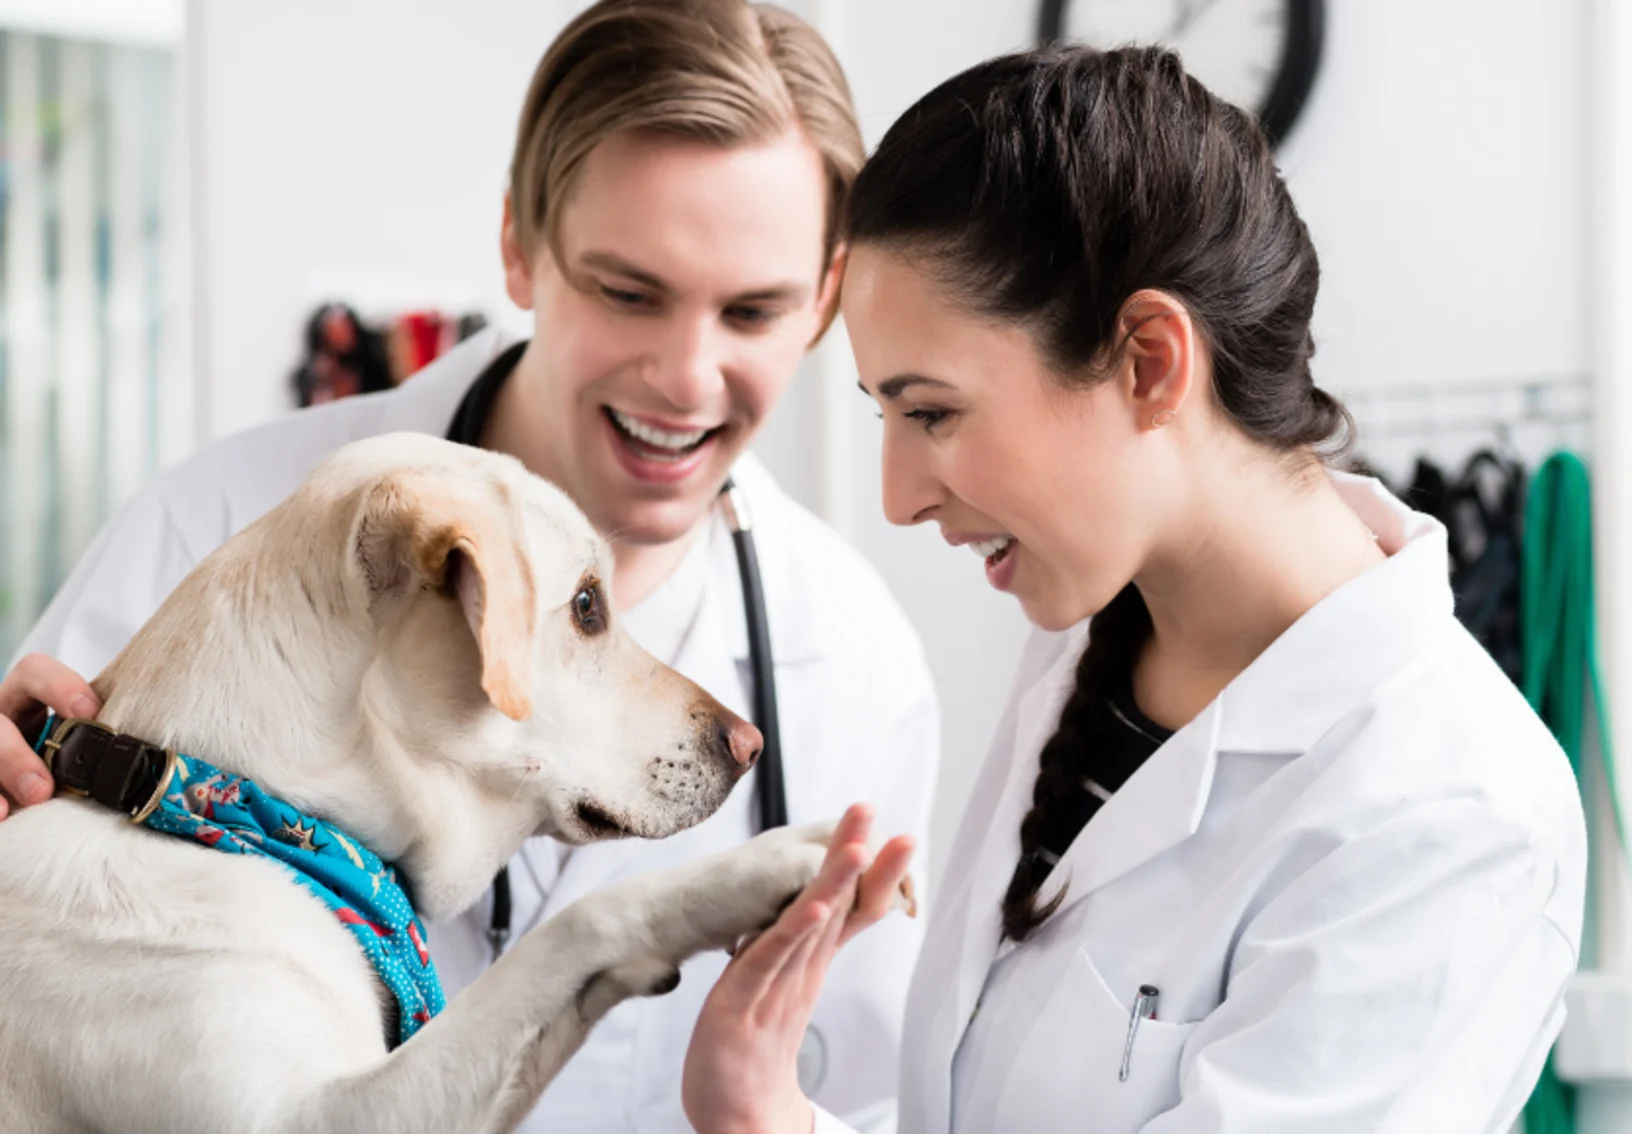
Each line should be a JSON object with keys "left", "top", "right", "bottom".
{"left": 796, "top": 1025, "right": 828, "bottom": 1095}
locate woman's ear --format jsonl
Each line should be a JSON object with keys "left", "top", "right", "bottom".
{"left": 1116, "top": 290, "right": 1197, "bottom": 430}
{"left": 500, "top": 193, "right": 537, "bottom": 312}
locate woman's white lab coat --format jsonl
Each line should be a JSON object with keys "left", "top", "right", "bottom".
{"left": 814, "top": 474, "right": 1585, "bottom": 1134}
{"left": 19, "top": 328, "right": 941, "bottom": 1134}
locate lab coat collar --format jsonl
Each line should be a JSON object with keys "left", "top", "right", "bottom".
{"left": 937, "top": 632, "right": 1084, "bottom": 1066}
{"left": 1032, "top": 471, "right": 1455, "bottom": 926}
{"left": 1212, "top": 471, "right": 1453, "bottom": 754}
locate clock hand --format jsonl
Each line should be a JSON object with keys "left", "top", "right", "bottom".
{"left": 1168, "top": 0, "right": 1224, "bottom": 40}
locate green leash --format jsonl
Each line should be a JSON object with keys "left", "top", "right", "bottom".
{"left": 1521, "top": 452, "right": 1625, "bottom": 1134}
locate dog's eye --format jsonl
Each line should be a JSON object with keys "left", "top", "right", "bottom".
{"left": 572, "top": 584, "right": 607, "bottom": 635}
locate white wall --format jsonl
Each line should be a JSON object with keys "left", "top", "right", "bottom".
{"left": 1289, "top": 0, "right": 1590, "bottom": 393}
{"left": 189, "top": 0, "right": 557, "bottom": 435}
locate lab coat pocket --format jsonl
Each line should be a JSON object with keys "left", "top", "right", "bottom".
{"left": 993, "top": 947, "right": 1198, "bottom": 1134}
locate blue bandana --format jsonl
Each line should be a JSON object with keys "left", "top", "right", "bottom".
{"left": 36, "top": 717, "right": 445, "bottom": 1045}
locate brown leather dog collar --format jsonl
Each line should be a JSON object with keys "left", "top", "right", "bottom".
{"left": 37, "top": 716, "right": 179, "bottom": 823}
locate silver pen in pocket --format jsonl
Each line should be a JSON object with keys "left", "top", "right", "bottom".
{"left": 1118, "top": 984, "right": 1160, "bottom": 1082}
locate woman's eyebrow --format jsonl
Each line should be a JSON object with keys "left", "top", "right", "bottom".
{"left": 862, "top": 374, "right": 956, "bottom": 400}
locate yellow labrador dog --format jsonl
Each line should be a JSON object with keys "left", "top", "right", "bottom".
{"left": 0, "top": 433, "right": 843, "bottom": 1134}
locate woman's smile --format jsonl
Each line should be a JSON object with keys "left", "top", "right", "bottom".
{"left": 942, "top": 529, "right": 1020, "bottom": 591}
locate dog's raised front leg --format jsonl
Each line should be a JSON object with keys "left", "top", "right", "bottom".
{"left": 281, "top": 823, "right": 834, "bottom": 1134}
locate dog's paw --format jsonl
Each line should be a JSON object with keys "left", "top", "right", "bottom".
{"left": 630, "top": 819, "right": 917, "bottom": 969}
{"left": 736, "top": 821, "right": 918, "bottom": 919}
{"left": 682, "top": 821, "right": 839, "bottom": 953}
{"left": 731, "top": 820, "right": 835, "bottom": 896}
{"left": 576, "top": 955, "right": 684, "bottom": 1022}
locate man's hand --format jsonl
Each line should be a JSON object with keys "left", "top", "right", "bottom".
{"left": 0, "top": 654, "right": 98, "bottom": 819}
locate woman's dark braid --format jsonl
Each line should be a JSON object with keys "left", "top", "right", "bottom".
{"left": 999, "top": 583, "right": 1154, "bottom": 942}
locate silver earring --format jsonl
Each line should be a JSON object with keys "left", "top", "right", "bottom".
{"left": 1151, "top": 409, "right": 1176, "bottom": 428}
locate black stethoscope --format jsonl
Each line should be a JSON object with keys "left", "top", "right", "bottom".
{"left": 444, "top": 341, "right": 788, "bottom": 960}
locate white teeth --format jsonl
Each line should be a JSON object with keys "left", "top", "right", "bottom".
{"left": 610, "top": 409, "right": 712, "bottom": 451}
{"left": 969, "top": 536, "right": 1013, "bottom": 559}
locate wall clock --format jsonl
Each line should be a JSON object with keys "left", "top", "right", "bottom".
{"left": 1037, "top": 0, "right": 1325, "bottom": 147}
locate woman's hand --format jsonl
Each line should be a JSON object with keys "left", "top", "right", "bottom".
{"left": 683, "top": 803, "right": 916, "bottom": 1134}
{"left": 0, "top": 654, "right": 98, "bottom": 819}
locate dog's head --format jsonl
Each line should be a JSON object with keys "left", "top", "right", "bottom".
{"left": 300, "top": 434, "right": 759, "bottom": 910}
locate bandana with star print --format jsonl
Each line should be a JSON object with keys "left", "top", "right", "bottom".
{"left": 35, "top": 722, "right": 447, "bottom": 1046}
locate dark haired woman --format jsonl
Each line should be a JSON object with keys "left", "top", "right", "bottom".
{"left": 681, "top": 45, "right": 1587, "bottom": 1134}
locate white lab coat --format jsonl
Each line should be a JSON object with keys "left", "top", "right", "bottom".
{"left": 19, "top": 328, "right": 940, "bottom": 1134}
{"left": 815, "top": 473, "right": 1585, "bottom": 1134}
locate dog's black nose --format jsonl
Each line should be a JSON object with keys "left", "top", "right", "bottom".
{"left": 721, "top": 715, "right": 762, "bottom": 771}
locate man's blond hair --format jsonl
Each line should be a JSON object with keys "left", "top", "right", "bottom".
{"left": 510, "top": 0, "right": 863, "bottom": 275}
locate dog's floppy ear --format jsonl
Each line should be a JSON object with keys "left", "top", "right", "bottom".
{"left": 354, "top": 471, "right": 537, "bottom": 721}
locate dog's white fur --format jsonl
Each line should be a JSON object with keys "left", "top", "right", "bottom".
{"left": 0, "top": 434, "right": 838, "bottom": 1134}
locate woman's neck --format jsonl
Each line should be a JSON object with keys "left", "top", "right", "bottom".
{"left": 1131, "top": 456, "right": 1385, "bottom": 730}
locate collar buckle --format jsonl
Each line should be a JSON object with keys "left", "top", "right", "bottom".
{"left": 39, "top": 717, "right": 113, "bottom": 793}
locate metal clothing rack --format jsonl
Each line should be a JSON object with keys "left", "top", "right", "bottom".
{"left": 1337, "top": 372, "right": 1592, "bottom": 437}
{"left": 1334, "top": 373, "right": 1593, "bottom": 478}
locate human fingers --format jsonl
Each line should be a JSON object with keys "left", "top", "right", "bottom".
{"left": 0, "top": 723, "right": 53, "bottom": 816}
{"left": 841, "top": 834, "right": 917, "bottom": 947}
{"left": 0, "top": 655, "right": 97, "bottom": 813}
{"left": 728, "top": 838, "right": 870, "bottom": 1005}
{"left": 827, "top": 801, "right": 875, "bottom": 855}
{"left": 0, "top": 654, "right": 99, "bottom": 720}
